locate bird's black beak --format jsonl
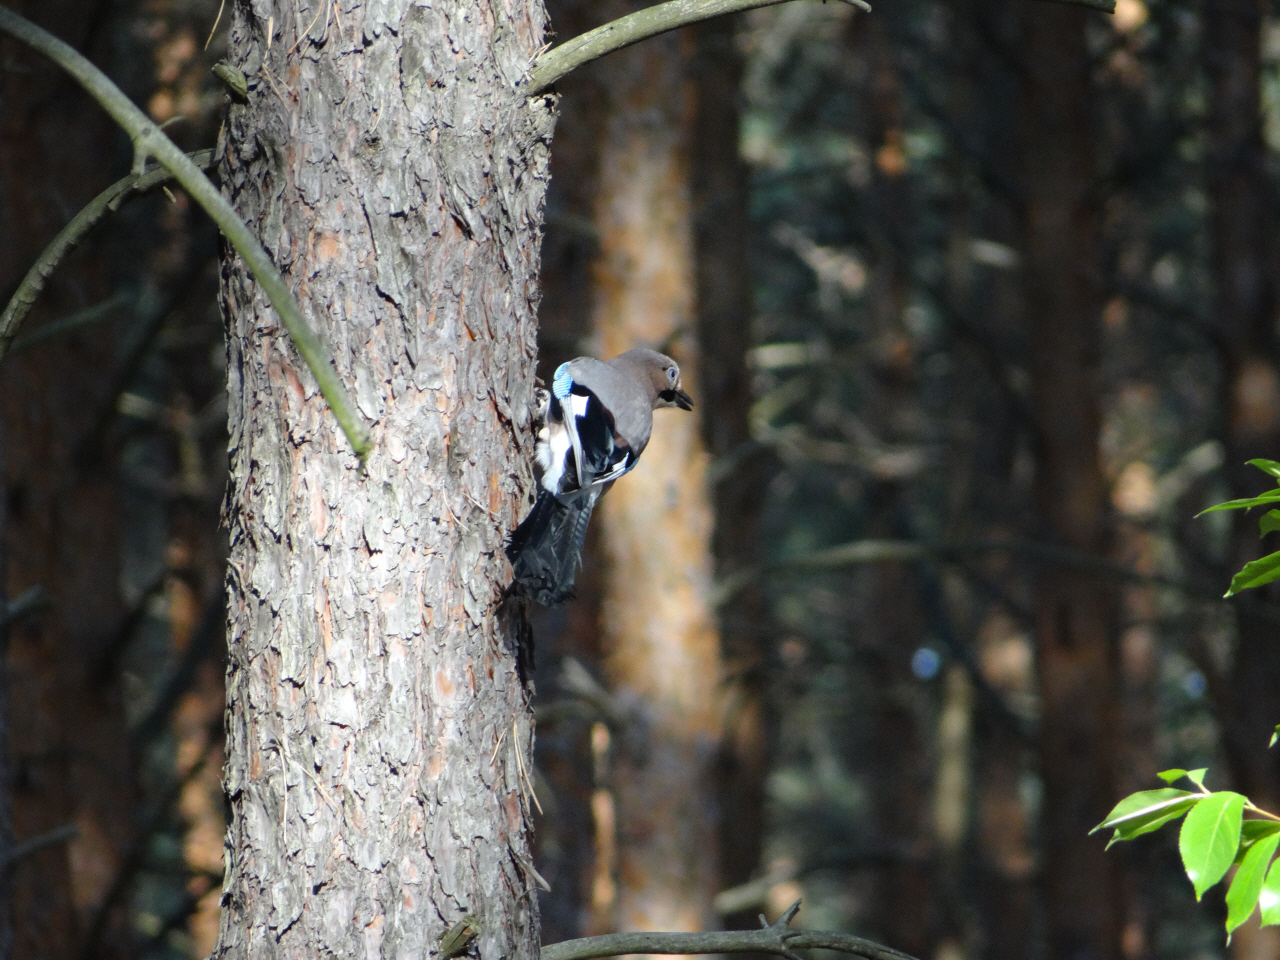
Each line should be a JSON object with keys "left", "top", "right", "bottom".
{"left": 663, "top": 388, "right": 695, "bottom": 411}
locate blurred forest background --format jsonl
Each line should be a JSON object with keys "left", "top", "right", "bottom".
{"left": 2, "top": 0, "right": 1280, "bottom": 959}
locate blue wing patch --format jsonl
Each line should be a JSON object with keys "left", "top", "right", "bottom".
{"left": 552, "top": 363, "right": 574, "bottom": 400}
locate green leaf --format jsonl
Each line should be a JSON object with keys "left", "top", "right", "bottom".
{"left": 1186, "top": 769, "right": 1209, "bottom": 789}
{"left": 1261, "top": 858, "right": 1280, "bottom": 926}
{"left": 1181, "top": 792, "right": 1247, "bottom": 900}
{"left": 1159, "top": 769, "right": 1189, "bottom": 785}
{"left": 1271, "top": 725, "right": 1280, "bottom": 748}
{"left": 1227, "top": 553, "right": 1280, "bottom": 596}
{"left": 1235, "top": 820, "right": 1280, "bottom": 865}
{"left": 1227, "top": 832, "right": 1280, "bottom": 939}
{"left": 1094, "top": 789, "right": 1199, "bottom": 846}
{"left": 1247, "top": 459, "right": 1280, "bottom": 481}
{"left": 1199, "top": 490, "right": 1280, "bottom": 516}
{"left": 1241, "top": 819, "right": 1280, "bottom": 847}
{"left": 1261, "top": 511, "right": 1280, "bottom": 537}
{"left": 1096, "top": 788, "right": 1197, "bottom": 831}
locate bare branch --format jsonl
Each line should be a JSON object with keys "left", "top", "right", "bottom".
{"left": 0, "top": 586, "right": 50, "bottom": 630}
{"left": 1036, "top": 0, "right": 1115, "bottom": 11}
{"left": 541, "top": 902, "right": 918, "bottom": 960}
{"left": 0, "top": 151, "right": 214, "bottom": 362}
{"left": 525, "top": 0, "right": 1111, "bottom": 95}
{"left": 0, "top": 8, "right": 372, "bottom": 459}
{"left": 526, "top": 0, "right": 870, "bottom": 95}
{"left": 0, "top": 823, "right": 77, "bottom": 873}
{"left": 713, "top": 538, "right": 1280, "bottom": 623}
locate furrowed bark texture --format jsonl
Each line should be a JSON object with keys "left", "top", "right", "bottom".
{"left": 214, "top": 2, "right": 554, "bottom": 957}
{"left": 1019, "top": 8, "right": 1120, "bottom": 960}
{"left": 590, "top": 11, "right": 724, "bottom": 936}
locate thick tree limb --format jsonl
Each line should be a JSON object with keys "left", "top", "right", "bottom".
{"left": 0, "top": 152, "right": 213, "bottom": 362}
{"left": 0, "top": 8, "right": 372, "bottom": 459}
{"left": 541, "top": 902, "right": 918, "bottom": 960}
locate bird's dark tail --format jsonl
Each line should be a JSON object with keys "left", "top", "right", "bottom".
{"left": 506, "top": 490, "right": 598, "bottom": 606}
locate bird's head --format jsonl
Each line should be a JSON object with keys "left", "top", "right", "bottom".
{"left": 656, "top": 359, "right": 694, "bottom": 411}
{"left": 616, "top": 348, "right": 694, "bottom": 411}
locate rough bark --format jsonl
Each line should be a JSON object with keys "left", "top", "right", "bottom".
{"left": 589, "top": 10, "right": 724, "bottom": 936}
{"left": 213, "top": 2, "right": 554, "bottom": 957}
{"left": 1019, "top": 8, "right": 1121, "bottom": 960}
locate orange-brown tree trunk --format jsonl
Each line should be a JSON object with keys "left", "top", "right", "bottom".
{"left": 589, "top": 11, "right": 724, "bottom": 937}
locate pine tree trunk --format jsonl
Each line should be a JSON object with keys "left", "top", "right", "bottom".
{"left": 213, "top": 2, "right": 554, "bottom": 955}
{"left": 0, "top": 3, "right": 138, "bottom": 954}
{"left": 1205, "top": 0, "right": 1280, "bottom": 810}
{"left": 691, "top": 14, "right": 770, "bottom": 934}
{"left": 588, "top": 12, "right": 724, "bottom": 936}
{"left": 1019, "top": 8, "right": 1121, "bottom": 960}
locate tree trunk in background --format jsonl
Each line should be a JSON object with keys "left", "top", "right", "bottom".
{"left": 590, "top": 11, "right": 724, "bottom": 936}
{"left": 1205, "top": 0, "right": 1280, "bottom": 809}
{"left": 0, "top": 5, "right": 138, "bottom": 956}
{"left": 690, "top": 15, "right": 770, "bottom": 932}
{"left": 534, "top": 0, "right": 609, "bottom": 938}
{"left": 213, "top": 2, "right": 552, "bottom": 955}
{"left": 1204, "top": 2, "right": 1280, "bottom": 953}
{"left": 1019, "top": 9, "right": 1121, "bottom": 960}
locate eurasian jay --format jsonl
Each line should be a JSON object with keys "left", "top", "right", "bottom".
{"left": 507, "top": 348, "right": 694, "bottom": 606}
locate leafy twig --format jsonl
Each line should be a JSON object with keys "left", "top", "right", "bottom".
{"left": 0, "top": 7, "right": 372, "bottom": 458}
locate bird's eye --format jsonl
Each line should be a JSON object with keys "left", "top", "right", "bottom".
{"left": 667, "top": 367, "right": 678, "bottom": 382}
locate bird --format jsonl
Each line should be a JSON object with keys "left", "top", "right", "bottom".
{"left": 507, "top": 347, "right": 694, "bottom": 606}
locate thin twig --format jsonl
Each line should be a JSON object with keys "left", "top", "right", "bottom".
{"left": 0, "top": 149, "right": 214, "bottom": 361}
{"left": 4, "top": 291, "right": 132, "bottom": 358}
{"left": 0, "top": 823, "right": 77, "bottom": 873}
{"left": 526, "top": 0, "right": 870, "bottom": 95}
{"left": 0, "top": 8, "right": 372, "bottom": 459}
{"left": 1035, "top": 0, "right": 1114, "bottom": 10}
{"left": 541, "top": 901, "right": 918, "bottom": 960}
{"left": 714, "top": 537, "right": 1280, "bottom": 622}
{"left": 0, "top": 586, "right": 50, "bottom": 630}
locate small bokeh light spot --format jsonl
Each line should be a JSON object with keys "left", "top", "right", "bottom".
{"left": 912, "top": 647, "right": 941, "bottom": 680}
{"left": 1183, "top": 670, "right": 1206, "bottom": 699}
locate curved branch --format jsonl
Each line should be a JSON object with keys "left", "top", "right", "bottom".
{"left": 0, "top": 149, "right": 215, "bottom": 362}
{"left": 525, "top": 0, "right": 1112, "bottom": 95}
{"left": 0, "top": 8, "right": 372, "bottom": 459}
{"left": 526, "top": 0, "right": 870, "bottom": 95}
{"left": 541, "top": 903, "right": 918, "bottom": 960}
